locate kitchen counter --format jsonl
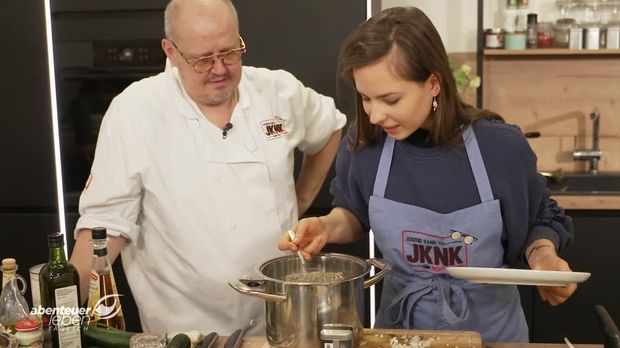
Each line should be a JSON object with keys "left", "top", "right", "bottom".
{"left": 551, "top": 195, "right": 620, "bottom": 210}
{"left": 211, "top": 336, "right": 603, "bottom": 348}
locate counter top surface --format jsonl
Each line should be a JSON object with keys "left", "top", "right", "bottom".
{"left": 211, "top": 336, "right": 603, "bottom": 348}
{"left": 551, "top": 195, "right": 620, "bottom": 210}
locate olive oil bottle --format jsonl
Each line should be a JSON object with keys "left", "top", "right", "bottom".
{"left": 87, "top": 227, "right": 125, "bottom": 330}
{"left": 39, "top": 233, "right": 83, "bottom": 348}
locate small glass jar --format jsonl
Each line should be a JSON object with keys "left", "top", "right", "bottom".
{"left": 14, "top": 318, "right": 43, "bottom": 347}
{"left": 485, "top": 28, "right": 505, "bottom": 48}
{"left": 554, "top": 18, "right": 576, "bottom": 47}
{"left": 538, "top": 22, "right": 555, "bottom": 47}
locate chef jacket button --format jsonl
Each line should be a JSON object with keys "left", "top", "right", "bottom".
{"left": 266, "top": 209, "right": 275, "bottom": 216}
{"left": 214, "top": 174, "right": 221, "bottom": 181}
{"left": 227, "top": 221, "right": 235, "bottom": 229}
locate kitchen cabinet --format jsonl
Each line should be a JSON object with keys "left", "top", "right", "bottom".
{"left": 528, "top": 209, "right": 620, "bottom": 344}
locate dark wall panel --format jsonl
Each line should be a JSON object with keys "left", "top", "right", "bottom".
{"left": 0, "top": 1, "right": 57, "bottom": 209}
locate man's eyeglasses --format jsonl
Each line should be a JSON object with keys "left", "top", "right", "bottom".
{"left": 170, "top": 36, "right": 247, "bottom": 73}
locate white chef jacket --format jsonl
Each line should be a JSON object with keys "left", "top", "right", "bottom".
{"left": 75, "top": 61, "right": 347, "bottom": 335}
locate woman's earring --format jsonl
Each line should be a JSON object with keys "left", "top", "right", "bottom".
{"left": 432, "top": 96, "right": 438, "bottom": 112}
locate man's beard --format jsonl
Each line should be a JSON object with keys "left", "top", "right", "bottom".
{"left": 203, "top": 89, "right": 234, "bottom": 106}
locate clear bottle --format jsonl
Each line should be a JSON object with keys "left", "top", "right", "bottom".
{"left": 87, "top": 227, "right": 125, "bottom": 330}
{"left": 1, "top": 258, "right": 27, "bottom": 295}
{"left": 39, "top": 233, "right": 83, "bottom": 348}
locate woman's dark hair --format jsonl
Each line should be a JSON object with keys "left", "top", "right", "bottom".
{"left": 339, "top": 6, "right": 501, "bottom": 148}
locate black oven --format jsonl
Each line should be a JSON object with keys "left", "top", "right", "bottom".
{"left": 51, "top": 1, "right": 167, "bottom": 208}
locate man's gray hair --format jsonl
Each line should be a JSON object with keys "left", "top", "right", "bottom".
{"left": 164, "top": 0, "right": 238, "bottom": 41}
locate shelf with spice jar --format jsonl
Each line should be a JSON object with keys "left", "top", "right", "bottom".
{"left": 483, "top": 47, "right": 620, "bottom": 55}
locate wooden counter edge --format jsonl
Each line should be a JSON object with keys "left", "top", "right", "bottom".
{"left": 214, "top": 336, "right": 604, "bottom": 348}
{"left": 551, "top": 195, "right": 620, "bottom": 210}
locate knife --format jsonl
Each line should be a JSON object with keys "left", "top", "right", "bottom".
{"left": 223, "top": 329, "right": 243, "bottom": 348}
{"left": 224, "top": 319, "right": 256, "bottom": 348}
{"left": 594, "top": 305, "right": 620, "bottom": 348}
{"left": 197, "top": 332, "right": 219, "bottom": 348}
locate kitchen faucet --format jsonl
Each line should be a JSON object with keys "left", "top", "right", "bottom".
{"left": 573, "top": 108, "right": 601, "bottom": 174}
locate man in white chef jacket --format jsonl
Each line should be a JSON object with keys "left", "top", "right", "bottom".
{"left": 69, "top": 0, "right": 346, "bottom": 335}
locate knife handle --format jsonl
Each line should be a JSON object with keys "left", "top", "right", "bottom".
{"left": 594, "top": 305, "right": 620, "bottom": 348}
{"left": 197, "top": 332, "right": 219, "bottom": 348}
{"left": 223, "top": 329, "right": 243, "bottom": 348}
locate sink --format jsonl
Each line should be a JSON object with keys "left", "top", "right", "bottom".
{"left": 545, "top": 172, "right": 620, "bottom": 195}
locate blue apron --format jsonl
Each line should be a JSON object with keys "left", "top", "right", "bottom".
{"left": 370, "top": 127, "right": 528, "bottom": 343}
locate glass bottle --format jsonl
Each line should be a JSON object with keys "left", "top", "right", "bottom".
{"left": 527, "top": 13, "right": 539, "bottom": 48}
{"left": 87, "top": 227, "right": 125, "bottom": 330}
{"left": 1, "top": 258, "right": 27, "bottom": 295}
{"left": 39, "top": 233, "right": 83, "bottom": 348}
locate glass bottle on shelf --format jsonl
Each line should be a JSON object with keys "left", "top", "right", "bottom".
{"left": 39, "top": 233, "right": 83, "bottom": 348}
{"left": 527, "top": 13, "right": 539, "bottom": 47}
{"left": 87, "top": 227, "right": 125, "bottom": 330}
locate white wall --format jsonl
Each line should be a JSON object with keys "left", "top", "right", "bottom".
{"left": 379, "top": 0, "right": 558, "bottom": 52}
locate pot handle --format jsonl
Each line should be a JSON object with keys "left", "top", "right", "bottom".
{"left": 363, "top": 258, "right": 391, "bottom": 288}
{"left": 228, "top": 279, "right": 287, "bottom": 302}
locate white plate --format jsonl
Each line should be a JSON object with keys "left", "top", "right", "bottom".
{"left": 446, "top": 267, "right": 591, "bottom": 286}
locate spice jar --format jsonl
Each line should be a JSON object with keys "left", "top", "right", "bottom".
{"left": 537, "top": 22, "right": 554, "bottom": 47}
{"left": 606, "top": 23, "right": 620, "bottom": 48}
{"left": 485, "top": 28, "right": 505, "bottom": 48}
{"left": 554, "top": 18, "right": 576, "bottom": 47}
{"left": 14, "top": 317, "right": 43, "bottom": 347}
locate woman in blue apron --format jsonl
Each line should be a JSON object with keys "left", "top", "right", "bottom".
{"left": 279, "top": 6, "right": 576, "bottom": 343}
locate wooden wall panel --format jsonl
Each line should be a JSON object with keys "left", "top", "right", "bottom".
{"left": 482, "top": 53, "right": 620, "bottom": 172}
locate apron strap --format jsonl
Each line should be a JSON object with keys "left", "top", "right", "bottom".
{"left": 462, "top": 127, "right": 494, "bottom": 202}
{"left": 373, "top": 136, "right": 395, "bottom": 197}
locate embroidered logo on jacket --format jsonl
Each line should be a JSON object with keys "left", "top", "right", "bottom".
{"left": 260, "top": 117, "right": 288, "bottom": 140}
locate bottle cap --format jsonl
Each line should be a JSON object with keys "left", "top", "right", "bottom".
{"left": 15, "top": 317, "right": 41, "bottom": 332}
{"left": 1, "top": 258, "right": 16, "bottom": 270}
{"left": 47, "top": 233, "right": 65, "bottom": 247}
{"left": 527, "top": 13, "right": 538, "bottom": 23}
{"left": 91, "top": 227, "right": 107, "bottom": 240}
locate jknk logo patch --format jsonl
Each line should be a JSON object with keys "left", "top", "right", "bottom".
{"left": 260, "top": 117, "right": 288, "bottom": 140}
{"left": 402, "top": 229, "right": 476, "bottom": 274}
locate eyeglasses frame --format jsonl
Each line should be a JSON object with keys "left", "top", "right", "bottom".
{"left": 169, "top": 36, "right": 247, "bottom": 73}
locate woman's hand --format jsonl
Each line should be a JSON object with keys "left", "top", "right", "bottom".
{"left": 527, "top": 242, "right": 577, "bottom": 306}
{"left": 278, "top": 216, "right": 330, "bottom": 258}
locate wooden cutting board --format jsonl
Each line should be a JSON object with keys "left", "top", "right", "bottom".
{"left": 361, "top": 328, "right": 482, "bottom": 348}
{"left": 219, "top": 328, "right": 482, "bottom": 347}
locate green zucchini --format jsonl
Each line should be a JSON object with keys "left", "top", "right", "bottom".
{"left": 167, "top": 333, "right": 192, "bottom": 348}
{"left": 82, "top": 325, "right": 136, "bottom": 348}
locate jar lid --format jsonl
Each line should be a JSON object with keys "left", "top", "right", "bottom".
{"left": 15, "top": 318, "right": 41, "bottom": 332}
{"left": 557, "top": 17, "right": 577, "bottom": 25}
{"left": 485, "top": 28, "right": 504, "bottom": 33}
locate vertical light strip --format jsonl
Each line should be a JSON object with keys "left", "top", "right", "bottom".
{"left": 369, "top": 229, "right": 376, "bottom": 328}
{"left": 43, "top": 0, "right": 68, "bottom": 255}
{"left": 367, "top": 0, "right": 375, "bottom": 329}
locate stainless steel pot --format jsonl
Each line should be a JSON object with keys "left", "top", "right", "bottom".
{"left": 229, "top": 253, "right": 390, "bottom": 348}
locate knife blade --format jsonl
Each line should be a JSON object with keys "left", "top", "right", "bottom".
{"left": 223, "top": 329, "right": 243, "bottom": 348}
{"left": 197, "top": 332, "right": 219, "bottom": 348}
